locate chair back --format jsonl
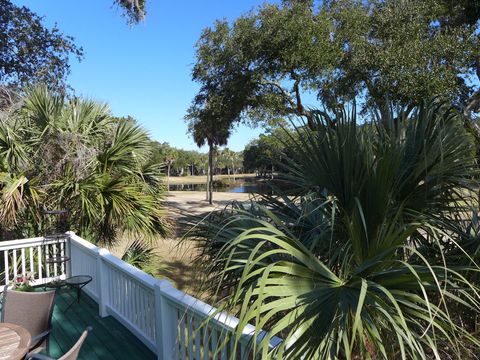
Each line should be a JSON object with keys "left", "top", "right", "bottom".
{"left": 59, "top": 327, "right": 90, "bottom": 360}
{"left": 1, "top": 289, "right": 56, "bottom": 349}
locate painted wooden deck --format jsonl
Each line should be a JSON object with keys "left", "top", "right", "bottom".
{"left": 45, "top": 288, "right": 156, "bottom": 360}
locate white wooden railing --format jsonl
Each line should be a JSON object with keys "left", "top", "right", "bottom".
{"left": 0, "top": 236, "right": 69, "bottom": 289}
{"left": 0, "top": 233, "right": 281, "bottom": 359}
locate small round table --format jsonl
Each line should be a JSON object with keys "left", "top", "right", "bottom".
{"left": 65, "top": 275, "right": 92, "bottom": 306}
{"left": 0, "top": 323, "right": 31, "bottom": 360}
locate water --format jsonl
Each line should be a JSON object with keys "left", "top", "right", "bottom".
{"left": 169, "top": 178, "right": 263, "bottom": 193}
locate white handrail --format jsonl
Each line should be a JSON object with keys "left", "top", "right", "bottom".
{"left": 3, "top": 234, "right": 281, "bottom": 359}
{"left": 0, "top": 236, "right": 55, "bottom": 250}
{"left": 0, "top": 236, "right": 68, "bottom": 291}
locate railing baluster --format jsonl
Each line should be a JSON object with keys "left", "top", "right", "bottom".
{"left": 52, "top": 244, "right": 58, "bottom": 277}
{"left": 203, "top": 324, "right": 209, "bottom": 360}
{"left": 137, "top": 284, "right": 142, "bottom": 332}
{"left": 60, "top": 242, "right": 65, "bottom": 275}
{"left": 121, "top": 274, "right": 126, "bottom": 316}
{"left": 187, "top": 313, "right": 194, "bottom": 359}
{"left": 29, "top": 247, "right": 34, "bottom": 275}
{"left": 21, "top": 248, "right": 26, "bottom": 275}
{"left": 127, "top": 277, "right": 131, "bottom": 318}
{"left": 37, "top": 246, "right": 42, "bottom": 280}
{"left": 180, "top": 309, "right": 186, "bottom": 360}
{"left": 12, "top": 250, "right": 18, "bottom": 278}
{"left": 4, "top": 250, "right": 9, "bottom": 285}
{"left": 195, "top": 316, "right": 201, "bottom": 360}
{"left": 221, "top": 332, "right": 227, "bottom": 360}
{"left": 45, "top": 245, "right": 50, "bottom": 278}
{"left": 137, "top": 285, "right": 144, "bottom": 331}
{"left": 115, "top": 271, "right": 120, "bottom": 311}
{"left": 211, "top": 328, "right": 218, "bottom": 360}
{"left": 108, "top": 266, "right": 113, "bottom": 306}
{"left": 148, "top": 290, "right": 154, "bottom": 338}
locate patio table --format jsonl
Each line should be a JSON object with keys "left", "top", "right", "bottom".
{"left": 0, "top": 323, "right": 31, "bottom": 360}
{"left": 65, "top": 275, "right": 92, "bottom": 309}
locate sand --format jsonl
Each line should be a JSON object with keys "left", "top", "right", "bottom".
{"left": 165, "top": 190, "right": 251, "bottom": 217}
{"left": 152, "top": 191, "right": 252, "bottom": 296}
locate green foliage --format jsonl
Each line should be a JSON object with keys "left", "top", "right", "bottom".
{"left": 243, "top": 128, "right": 294, "bottom": 175}
{"left": 151, "top": 142, "right": 209, "bottom": 176}
{"left": 0, "top": 0, "right": 84, "bottom": 92}
{"left": 190, "top": 100, "right": 480, "bottom": 359}
{"left": 324, "top": 0, "right": 479, "bottom": 113}
{"left": 190, "top": 0, "right": 479, "bottom": 130}
{"left": 214, "top": 148, "right": 243, "bottom": 174}
{"left": 120, "top": 238, "right": 166, "bottom": 276}
{"left": 0, "top": 86, "right": 170, "bottom": 245}
{"left": 114, "top": 0, "right": 147, "bottom": 24}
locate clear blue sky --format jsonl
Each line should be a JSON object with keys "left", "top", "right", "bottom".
{"left": 12, "top": 0, "right": 276, "bottom": 151}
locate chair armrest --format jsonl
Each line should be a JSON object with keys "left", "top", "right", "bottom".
{"left": 25, "top": 353, "right": 54, "bottom": 360}
{"left": 31, "top": 328, "right": 52, "bottom": 345}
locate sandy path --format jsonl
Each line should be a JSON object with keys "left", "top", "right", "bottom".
{"left": 153, "top": 191, "right": 252, "bottom": 296}
{"left": 108, "top": 191, "right": 252, "bottom": 298}
{"left": 166, "top": 190, "right": 251, "bottom": 218}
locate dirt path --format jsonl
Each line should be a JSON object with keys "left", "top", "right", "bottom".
{"left": 154, "top": 191, "right": 252, "bottom": 297}
{"left": 166, "top": 191, "right": 251, "bottom": 218}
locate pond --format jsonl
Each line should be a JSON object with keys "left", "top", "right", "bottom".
{"left": 169, "top": 178, "right": 266, "bottom": 193}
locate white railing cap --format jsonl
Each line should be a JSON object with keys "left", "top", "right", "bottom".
{"left": 157, "top": 280, "right": 282, "bottom": 347}
{"left": 0, "top": 236, "right": 47, "bottom": 251}
{"left": 69, "top": 232, "right": 158, "bottom": 289}
{"left": 9, "top": 232, "right": 282, "bottom": 350}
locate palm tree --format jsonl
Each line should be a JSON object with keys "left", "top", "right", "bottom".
{"left": 190, "top": 100, "right": 480, "bottom": 359}
{"left": 188, "top": 113, "right": 230, "bottom": 204}
{"left": 0, "top": 86, "right": 170, "bottom": 245}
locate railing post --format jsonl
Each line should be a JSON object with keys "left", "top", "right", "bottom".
{"left": 154, "top": 280, "right": 177, "bottom": 360}
{"left": 97, "top": 249, "right": 109, "bottom": 317}
{"left": 65, "top": 235, "right": 72, "bottom": 278}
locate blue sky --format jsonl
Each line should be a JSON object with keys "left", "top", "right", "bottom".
{"left": 12, "top": 0, "right": 277, "bottom": 151}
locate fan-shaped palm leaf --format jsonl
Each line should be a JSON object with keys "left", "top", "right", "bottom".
{"left": 190, "top": 100, "right": 480, "bottom": 359}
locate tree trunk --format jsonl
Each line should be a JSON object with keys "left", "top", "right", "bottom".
{"left": 232, "top": 159, "right": 236, "bottom": 182}
{"left": 208, "top": 144, "right": 213, "bottom": 204}
{"left": 167, "top": 163, "right": 170, "bottom": 189}
{"left": 205, "top": 167, "right": 209, "bottom": 201}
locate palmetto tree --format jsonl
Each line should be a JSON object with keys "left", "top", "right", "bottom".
{"left": 0, "top": 86, "right": 169, "bottom": 244}
{"left": 191, "top": 101, "right": 480, "bottom": 359}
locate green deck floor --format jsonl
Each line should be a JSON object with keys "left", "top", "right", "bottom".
{"left": 45, "top": 289, "right": 156, "bottom": 360}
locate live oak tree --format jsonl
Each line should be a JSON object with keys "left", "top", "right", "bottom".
{"left": 0, "top": 0, "right": 147, "bottom": 95}
{"left": 114, "top": 0, "right": 147, "bottom": 25}
{"left": 0, "top": 0, "right": 83, "bottom": 92}
{"left": 189, "top": 0, "right": 479, "bottom": 132}
{"left": 326, "top": 0, "right": 480, "bottom": 120}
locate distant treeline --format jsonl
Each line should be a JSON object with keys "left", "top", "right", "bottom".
{"left": 151, "top": 142, "right": 244, "bottom": 177}
{"left": 153, "top": 127, "right": 297, "bottom": 178}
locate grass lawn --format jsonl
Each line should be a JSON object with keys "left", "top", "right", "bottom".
{"left": 111, "top": 191, "right": 252, "bottom": 301}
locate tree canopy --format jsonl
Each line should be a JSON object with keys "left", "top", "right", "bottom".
{"left": 0, "top": 0, "right": 150, "bottom": 94}
{"left": 0, "top": 0, "right": 84, "bottom": 92}
{"left": 191, "top": 100, "right": 480, "bottom": 359}
{"left": 114, "top": 0, "right": 147, "bottom": 24}
{"left": 189, "top": 0, "right": 480, "bottom": 132}
{"left": 0, "top": 86, "right": 169, "bottom": 243}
